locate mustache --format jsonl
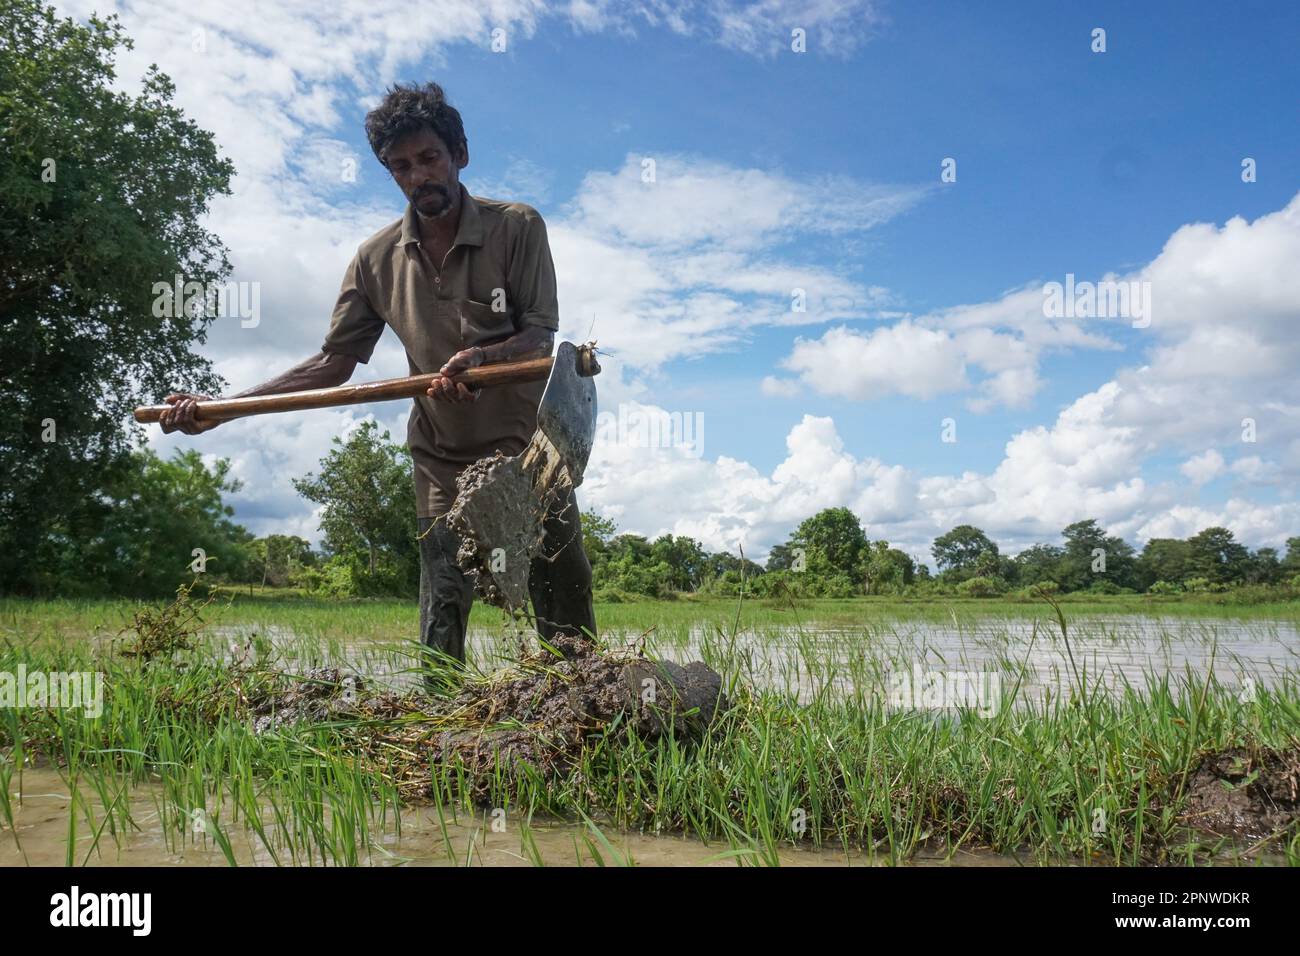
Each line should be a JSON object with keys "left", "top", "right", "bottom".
{"left": 415, "top": 184, "right": 448, "bottom": 199}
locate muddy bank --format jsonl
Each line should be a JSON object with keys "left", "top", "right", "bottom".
{"left": 248, "top": 636, "right": 726, "bottom": 801}
{"left": 1181, "top": 746, "right": 1300, "bottom": 841}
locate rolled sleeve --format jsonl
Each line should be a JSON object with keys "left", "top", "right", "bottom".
{"left": 322, "top": 252, "right": 386, "bottom": 363}
{"left": 509, "top": 211, "right": 561, "bottom": 332}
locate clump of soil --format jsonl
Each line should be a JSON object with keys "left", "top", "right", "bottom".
{"left": 445, "top": 451, "right": 547, "bottom": 612}
{"left": 445, "top": 433, "right": 575, "bottom": 614}
{"left": 1181, "top": 746, "right": 1300, "bottom": 840}
{"left": 247, "top": 638, "right": 726, "bottom": 803}
{"left": 250, "top": 667, "right": 369, "bottom": 734}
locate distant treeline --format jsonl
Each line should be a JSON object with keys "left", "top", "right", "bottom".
{"left": 7, "top": 424, "right": 1298, "bottom": 603}
{"left": 587, "top": 509, "right": 1300, "bottom": 601}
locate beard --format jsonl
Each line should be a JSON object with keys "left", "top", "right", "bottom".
{"left": 414, "top": 184, "right": 451, "bottom": 218}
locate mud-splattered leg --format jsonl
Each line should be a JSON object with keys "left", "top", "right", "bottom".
{"left": 528, "top": 490, "right": 597, "bottom": 650}
{"left": 418, "top": 516, "right": 475, "bottom": 675}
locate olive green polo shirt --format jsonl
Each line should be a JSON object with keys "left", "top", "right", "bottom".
{"left": 322, "top": 184, "right": 559, "bottom": 518}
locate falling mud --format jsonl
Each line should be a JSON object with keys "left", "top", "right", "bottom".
{"left": 1181, "top": 746, "right": 1300, "bottom": 841}
{"left": 445, "top": 451, "right": 547, "bottom": 612}
{"left": 446, "top": 426, "right": 577, "bottom": 614}
{"left": 246, "top": 636, "right": 726, "bottom": 802}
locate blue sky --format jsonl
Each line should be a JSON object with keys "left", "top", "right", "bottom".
{"left": 70, "top": 0, "right": 1300, "bottom": 563}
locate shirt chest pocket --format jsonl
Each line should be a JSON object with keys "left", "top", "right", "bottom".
{"left": 458, "top": 297, "right": 514, "bottom": 347}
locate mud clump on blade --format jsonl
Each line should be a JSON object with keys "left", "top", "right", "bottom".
{"left": 444, "top": 451, "right": 547, "bottom": 612}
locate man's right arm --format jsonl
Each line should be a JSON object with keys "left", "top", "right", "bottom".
{"left": 160, "top": 350, "right": 358, "bottom": 435}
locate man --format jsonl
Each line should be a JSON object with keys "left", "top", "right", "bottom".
{"left": 161, "top": 82, "right": 597, "bottom": 673}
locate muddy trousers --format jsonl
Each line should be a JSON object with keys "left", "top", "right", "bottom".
{"left": 417, "top": 489, "right": 597, "bottom": 668}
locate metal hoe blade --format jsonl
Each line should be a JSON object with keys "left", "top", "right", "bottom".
{"left": 536, "top": 340, "right": 597, "bottom": 486}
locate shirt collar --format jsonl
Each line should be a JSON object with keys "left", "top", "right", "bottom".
{"left": 397, "top": 182, "right": 483, "bottom": 248}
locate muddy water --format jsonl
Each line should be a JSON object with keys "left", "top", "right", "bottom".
{"left": 0, "top": 768, "right": 1014, "bottom": 867}
{"left": 214, "top": 615, "right": 1300, "bottom": 706}
{"left": 667, "top": 615, "right": 1300, "bottom": 705}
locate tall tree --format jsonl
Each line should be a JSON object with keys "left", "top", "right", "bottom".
{"left": 1242, "top": 547, "right": 1281, "bottom": 586}
{"left": 580, "top": 510, "right": 616, "bottom": 579}
{"left": 1057, "top": 519, "right": 1138, "bottom": 592}
{"left": 860, "top": 540, "right": 915, "bottom": 594}
{"left": 1186, "top": 527, "right": 1251, "bottom": 586}
{"left": 707, "top": 551, "right": 765, "bottom": 579}
{"left": 791, "top": 507, "right": 868, "bottom": 580}
{"left": 649, "top": 534, "right": 708, "bottom": 592}
{"left": 766, "top": 542, "right": 798, "bottom": 572}
{"left": 931, "top": 525, "right": 999, "bottom": 581}
{"left": 1138, "top": 538, "right": 1193, "bottom": 588}
{"left": 63, "top": 447, "right": 250, "bottom": 596}
{"left": 1013, "top": 543, "right": 1064, "bottom": 585}
{"left": 1, "top": 1, "right": 234, "bottom": 592}
{"left": 248, "top": 534, "right": 314, "bottom": 587}
{"left": 292, "top": 421, "right": 416, "bottom": 581}
{"left": 1282, "top": 537, "right": 1300, "bottom": 576}
{"left": 581, "top": 510, "right": 616, "bottom": 554}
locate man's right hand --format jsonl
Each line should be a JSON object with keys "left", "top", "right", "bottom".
{"left": 159, "top": 393, "right": 221, "bottom": 434}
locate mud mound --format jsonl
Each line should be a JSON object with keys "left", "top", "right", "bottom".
{"left": 431, "top": 636, "right": 723, "bottom": 794}
{"left": 1181, "top": 746, "right": 1300, "bottom": 840}
{"left": 251, "top": 667, "right": 368, "bottom": 734}
{"left": 247, "top": 638, "right": 726, "bottom": 802}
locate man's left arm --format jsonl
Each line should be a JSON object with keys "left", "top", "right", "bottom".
{"left": 430, "top": 209, "right": 557, "bottom": 402}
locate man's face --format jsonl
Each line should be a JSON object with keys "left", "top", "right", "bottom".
{"left": 383, "top": 127, "right": 468, "bottom": 219}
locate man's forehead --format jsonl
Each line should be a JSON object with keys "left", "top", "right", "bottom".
{"left": 384, "top": 128, "right": 451, "bottom": 161}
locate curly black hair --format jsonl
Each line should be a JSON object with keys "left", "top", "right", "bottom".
{"left": 364, "top": 82, "right": 467, "bottom": 165}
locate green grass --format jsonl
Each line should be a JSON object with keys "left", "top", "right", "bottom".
{"left": 2, "top": 593, "right": 1298, "bottom": 866}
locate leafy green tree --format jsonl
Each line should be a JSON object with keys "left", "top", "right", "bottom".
{"left": 701, "top": 551, "right": 765, "bottom": 595}
{"left": 708, "top": 551, "right": 765, "bottom": 579}
{"left": 1242, "top": 547, "right": 1282, "bottom": 586}
{"left": 1186, "top": 527, "right": 1250, "bottom": 586}
{"left": 931, "top": 525, "right": 999, "bottom": 582}
{"left": 1013, "top": 543, "right": 1063, "bottom": 585}
{"left": 292, "top": 421, "right": 417, "bottom": 593}
{"left": 593, "top": 534, "right": 659, "bottom": 596}
{"left": 1282, "top": 537, "right": 1300, "bottom": 575}
{"left": 1, "top": 1, "right": 234, "bottom": 592}
{"left": 581, "top": 510, "right": 616, "bottom": 557}
{"left": 859, "top": 540, "right": 915, "bottom": 594}
{"left": 53, "top": 447, "right": 250, "bottom": 596}
{"left": 246, "top": 534, "right": 314, "bottom": 587}
{"left": 791, "top": 507, "right": 868, "bottom": 584}
{"left": 765, "top": 542, "right": 798, "bottom": 572}
{"left": 1138, "top": 538, "right": 1193, "bottom": 589}
{"left": 973, "top": 549, "right": 1003, "bottom": 581}
{"left": 1056, "top": 519, "right": 1138, "bottom": 592}
{"left": 649, "top": 534, "right": 708, "bottom": 591}
{"left": 606, "top": 533, "right": 652, "bottom": 564}
{"left": 580, "top": 510, "right": 616, "bottom": 581}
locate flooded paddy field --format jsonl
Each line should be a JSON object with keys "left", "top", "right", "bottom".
{"left": 3, "top": 595, "right": 1298, "bottom": 866}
